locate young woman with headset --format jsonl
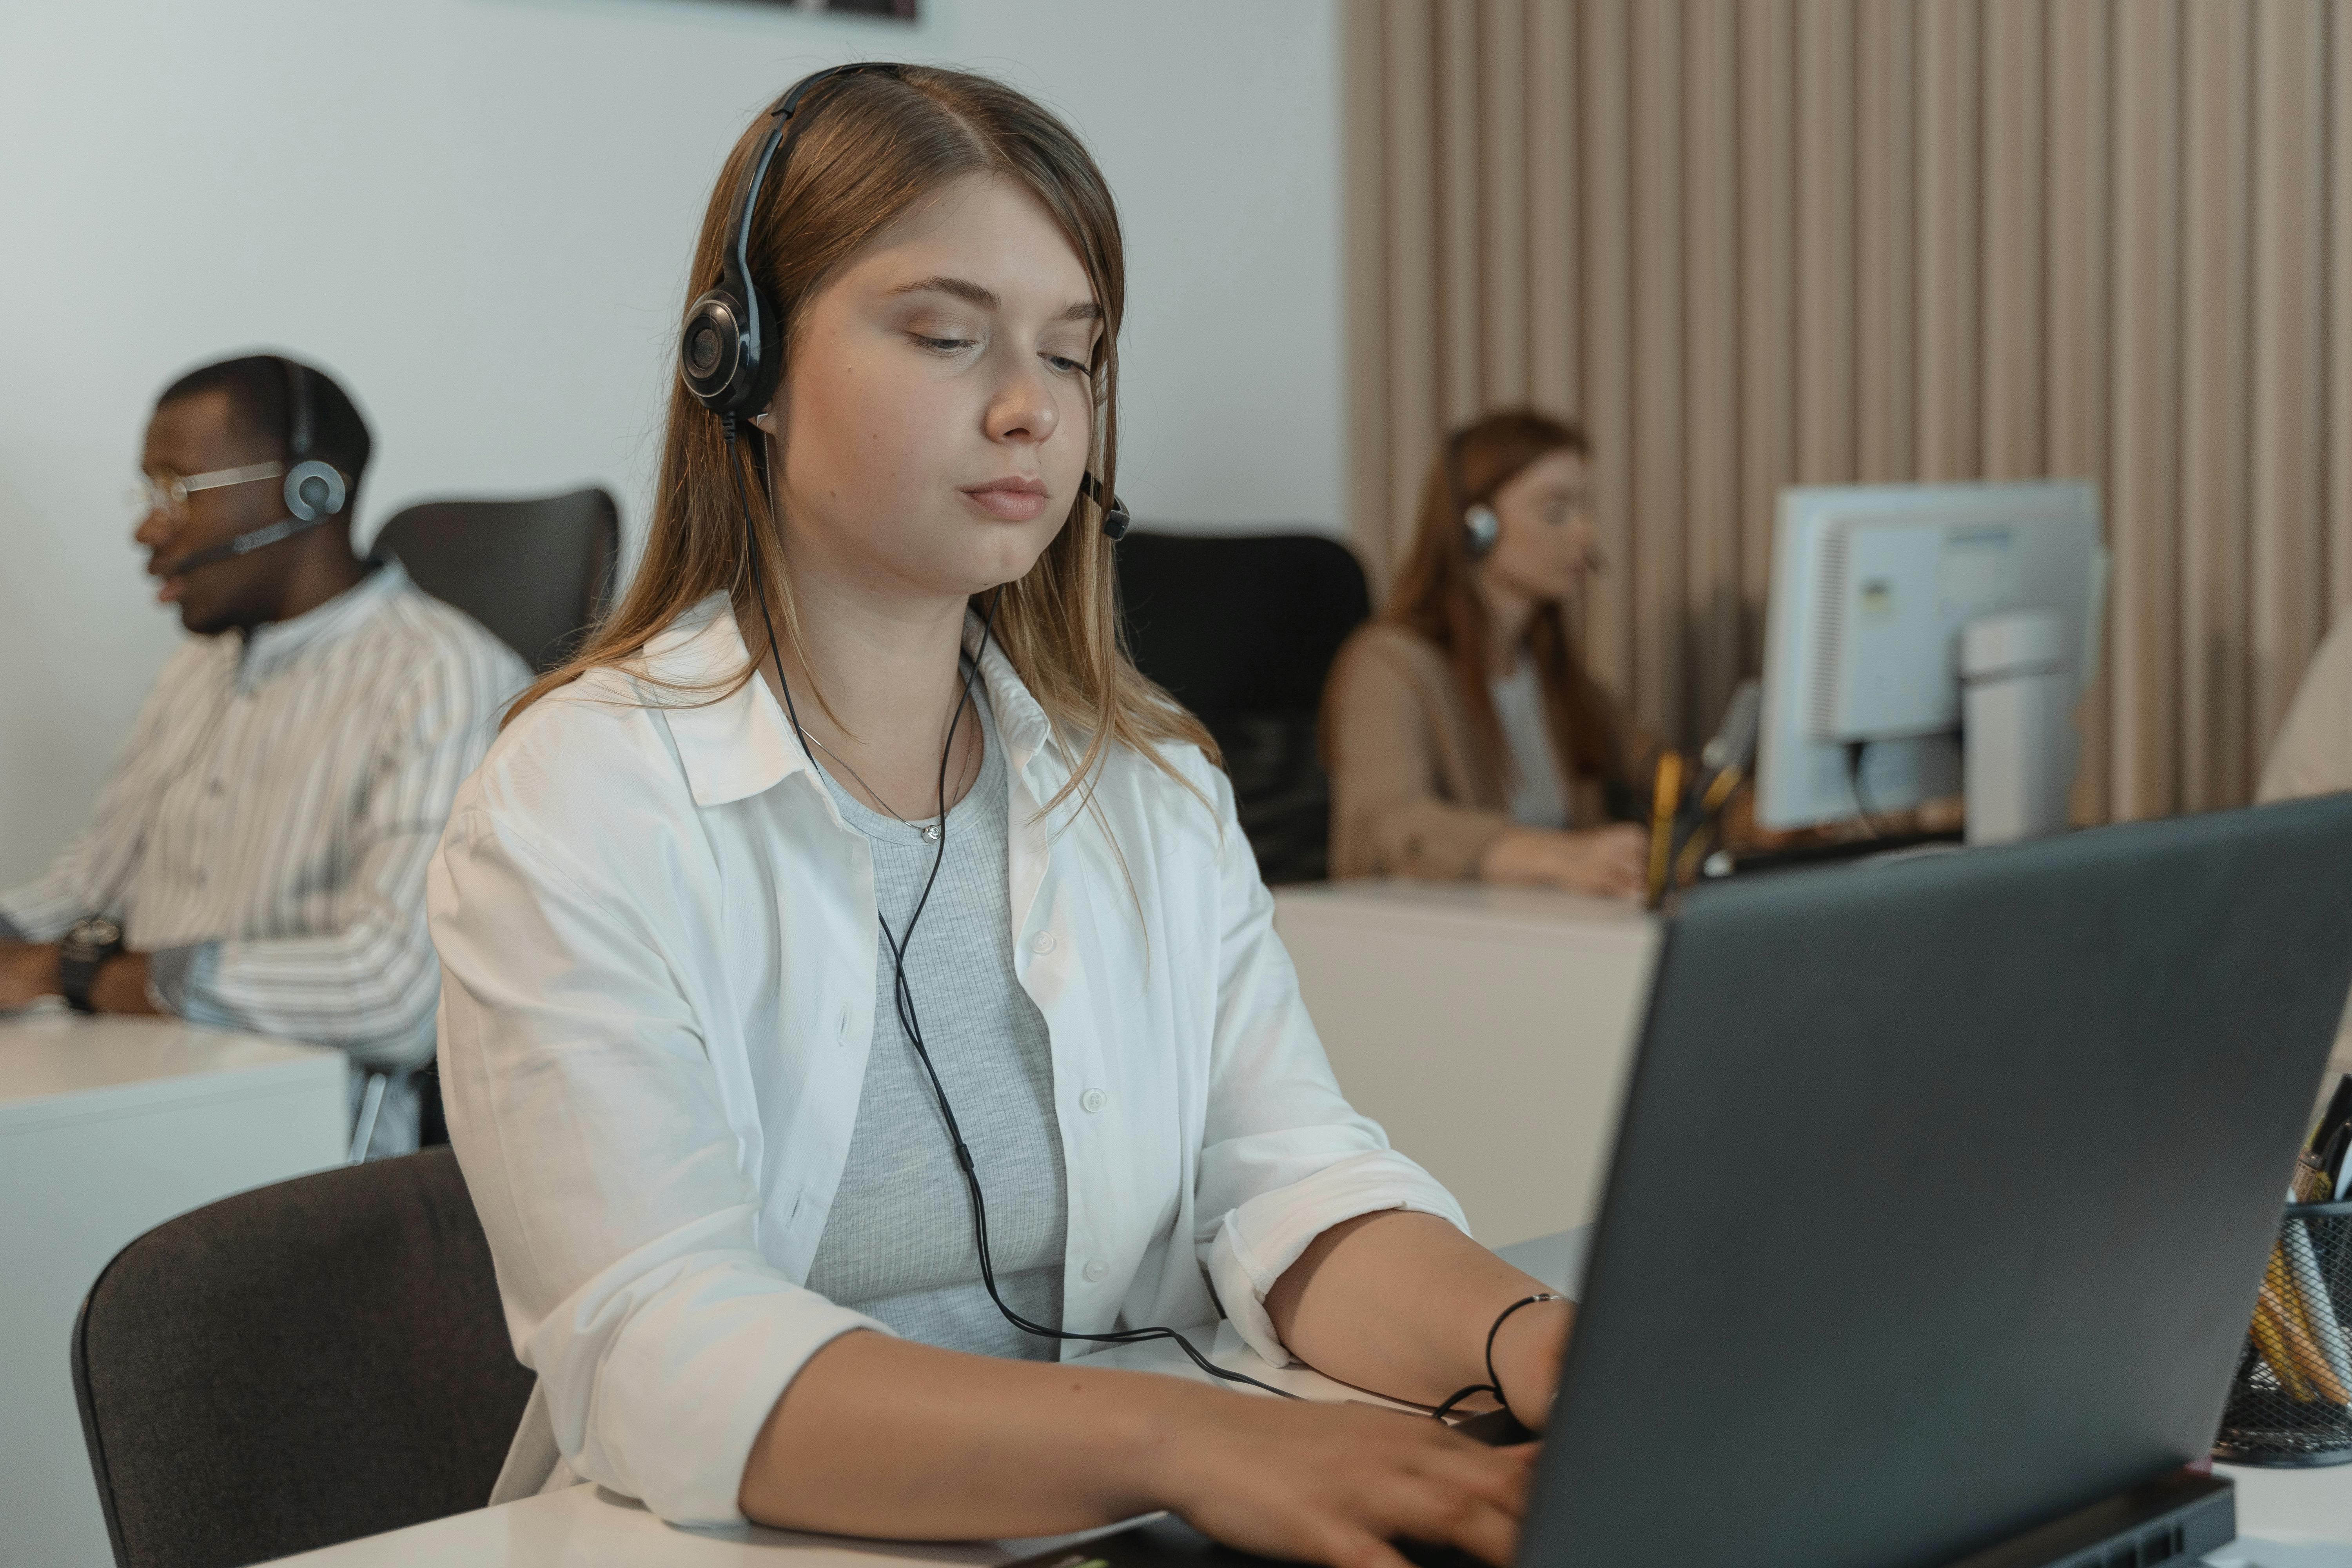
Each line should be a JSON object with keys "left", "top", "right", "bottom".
{"left": 427, "top": 64, "right": 1568, "bottom": 1566}
{"left": 1323, "top": 412, "right": 1653, "bottom": 898}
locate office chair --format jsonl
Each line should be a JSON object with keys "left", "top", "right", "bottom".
{"left": 372, "top": 486, "right": 620, "bottom": 673}
{"left": 72, "top": 1149, "right": 532, "bottom": 1568}
{"left": 1114, "top": 530, "right": 1372, "bottom": 884}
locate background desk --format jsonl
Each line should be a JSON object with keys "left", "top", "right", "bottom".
{"left": 269, "top": 1229, "right": 2352, "bottom": 1567}
{"left": 1273, "top": 882, "right": 1658, "bottom": 1245}
{"left": 1, "top": 1007, "right": 348, "bottom": 1568}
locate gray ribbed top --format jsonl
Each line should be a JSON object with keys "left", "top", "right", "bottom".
{"left": 802, "top": 683, "right": 1067, "bottom": 1359}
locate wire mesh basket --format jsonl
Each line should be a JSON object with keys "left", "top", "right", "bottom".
{"left": 2214, "top": 1198, "right": 2352, "bottom": 1466}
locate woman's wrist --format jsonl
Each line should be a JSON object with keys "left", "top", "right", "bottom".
{"left": 1121, "top": 1377, "right": 1238, "bottom": 1519}
{"left": 1485, "top": 1297, "right": 1573, "bottom": 1423}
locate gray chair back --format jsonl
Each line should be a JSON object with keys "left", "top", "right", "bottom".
{"left": 72, "top": 1148, "right": 532, "bottom": 1568}
{"left": 374, "top": 486, "right": 619, "bottom": 672}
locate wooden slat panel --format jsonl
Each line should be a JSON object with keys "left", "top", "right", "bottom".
{"left": 1855, "top": 0, "right": 1917, "bottom": 483}
{"left": 2046, "top": 0, "right": 2114, "bottom": 823}
{"left": 1526, "top": 0, "right": 1580, "bottom": 421}
{"left": 2107, "top": 0, "right": 2183, "bottom": 820}
{"left": 1581, "top": 0, "right": 1636, "bottom": 693}
{"left": 1738, "top": 0, "right": 1799, "bottom": 668}
{"left": 2330, "top": 0, "right": 2352, "bottom": 626}
{"left": 1916, "top": 0, "right": 1982, "bottom": 479}
{"left": 1684, "top": 0, "right": 1743, "bottom": 730}
{"left": 1382, "top": 0, "right": 1442, "bottom": 574}
{"left": 1630, "top": 0, "right": 1686, "bottom": 733}
{"left": 2249, "top": 0, "right": 2327, "bottom": 758}
{"left": 1482, "top": 0, "right": 1531, "bottom": 407}
{"left": 2178, "top": 0, "right": 2254, "bottom": 811}
{"left": 1795, "top": 0, "right": 1857, "bottom": 484}
{"left": 1341, "top": 0, "right": 1392, "bottom": 579}
{"left": 1981, "top": 0, "right": 2048, "bottom": 478}
{"left": 1438, "top": 0, "right": 1484, "bottom": 426}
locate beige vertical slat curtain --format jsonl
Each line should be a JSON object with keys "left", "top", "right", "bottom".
{"left": 1344, "top": 0, "right": 2352, "bottom": 822}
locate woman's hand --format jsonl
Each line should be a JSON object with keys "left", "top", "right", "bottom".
{"left": 1155, "top": 1390, "right": 1539, "bottom": 1568}
{"left": 1486, "top": 1299, "right": 1573, "bottom": 1430}
{"left": 1479, "top": 824, "right": 1649, "bottom": 900}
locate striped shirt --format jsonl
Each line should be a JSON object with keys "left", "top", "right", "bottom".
{"left": 0, "top": 559, "right": 528, "bottom": 1153}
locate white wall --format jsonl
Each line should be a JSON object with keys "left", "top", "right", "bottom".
{"left": 0, "top": 0, "right": 1345, "bottom": 884}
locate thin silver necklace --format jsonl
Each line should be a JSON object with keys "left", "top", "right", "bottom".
{"left": 798, "top": 726, "right": 976, "bottom": 844}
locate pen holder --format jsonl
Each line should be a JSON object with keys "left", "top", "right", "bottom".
{"left": 2214, "top": 1198, "right": 2352, "bottom": 1467}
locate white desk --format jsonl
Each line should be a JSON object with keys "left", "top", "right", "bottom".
{"left": 1, "top": 1007, "right": 349, "bottom": 1568}
{"left": 1273, "top": 881, "right": 1658, "bottom": 1246}
{"left": 265, "top": 1228, "right": 2351, "bottom": 1567}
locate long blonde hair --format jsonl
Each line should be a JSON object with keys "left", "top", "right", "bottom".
{"left": 510, "top": 65, "right": 1217, "bottom": 811}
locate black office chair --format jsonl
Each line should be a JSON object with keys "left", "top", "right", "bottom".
{"left": 1114, "top": 531, "right": 1372, "bottom": 884}
{"left": 73, "top": 1149, "right": 532, "bottom": 1568}
{"left": 373, "top": 486, "right": 620, "bottom": 673}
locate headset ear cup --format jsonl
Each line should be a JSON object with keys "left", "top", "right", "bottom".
{"left": 681, "top": 289, "right": 754, "bottom": 414}
{"left": 284, "top": 460, "right": 345, "bottom": 522}
{"left": 1464, "top": 503, "right": 1501, "bottom": 559}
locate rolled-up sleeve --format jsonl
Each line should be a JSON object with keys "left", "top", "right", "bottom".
{"left": 429, "top": 806, "right": 885, "bottom": 1528}
{"left": 1189, "top": 768, "right": 1468, "bottom": 1367}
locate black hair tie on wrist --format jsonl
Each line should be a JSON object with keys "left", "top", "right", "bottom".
{"left": 1428, "top": 1292, "right": 1566, "bottom": 1424}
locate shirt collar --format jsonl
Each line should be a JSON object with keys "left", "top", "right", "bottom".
{"left": 652, "top": 596, "right": 1071, "bottom": 811}
{"left": 235, "top": 557, "right": 409, "bottom": 691}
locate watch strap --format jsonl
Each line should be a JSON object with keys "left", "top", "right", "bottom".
{"left": 57, "top": 918, "right": 125, "bottom": 1014}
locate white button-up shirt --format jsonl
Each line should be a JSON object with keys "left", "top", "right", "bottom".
{"left": 427, "top": 597, "right": 1465, "bottom": 1528}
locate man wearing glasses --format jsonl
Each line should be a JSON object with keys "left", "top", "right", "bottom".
{"left": 0, "top": 354, "right": 527, "bottom": 1156}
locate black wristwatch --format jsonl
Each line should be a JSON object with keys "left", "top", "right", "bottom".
{"left": 58, "top": 915, "right": 125, "bottom": 1014}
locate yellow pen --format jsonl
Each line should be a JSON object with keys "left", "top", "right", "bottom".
{"left": 1647, "top": 750, "right": 1684, "bottom": 905}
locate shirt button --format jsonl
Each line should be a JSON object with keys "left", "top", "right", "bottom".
{"left": 1082, "top": 1259, "right": 1110, "bottom": 1283}
{"left": 1030, "top": 931, "right": 1057, "bottom": 955}
{"left": 207, "top": 779, "right": 224, "bottom": 797}
{"left": 1080, "top": 1088, "right": 1107, "bottom": 1114}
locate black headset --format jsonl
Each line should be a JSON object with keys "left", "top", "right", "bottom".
{"left": 166, "top": 358, "right": 350, "bottom": 578}
{"left": 1444, "top": 425, "right": 1502, "bottom": 560}
{"left": 679, "top": 61, "right": 1130, "bottom": 539}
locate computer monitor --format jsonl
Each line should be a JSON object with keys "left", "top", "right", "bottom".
{"left": 1755, "top": 480, "right": 2105, "bottom": 831}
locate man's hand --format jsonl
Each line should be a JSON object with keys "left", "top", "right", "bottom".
{"left": 0, "top": 942, "right": 60, "bottom": 1009}
{"left": 92, "top": 953, "right": 162, "bottom": 1015}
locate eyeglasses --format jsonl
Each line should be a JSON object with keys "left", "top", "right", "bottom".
{"left": 127, "top": 462, "right": 285, "bottom": 520}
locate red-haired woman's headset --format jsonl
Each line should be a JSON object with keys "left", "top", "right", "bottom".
{"left": 1442, "top": 421, "right": 1606, "bottom": 575}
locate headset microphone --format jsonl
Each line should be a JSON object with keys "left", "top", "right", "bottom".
{"left": 165, "top": 512, "right": 337, "bottom": 577}
{"left": 163, "top": 359, "right": 348, "bottom": 579}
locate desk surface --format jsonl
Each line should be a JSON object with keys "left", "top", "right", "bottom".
{"left": 1272, "top": 879, "right": 1656, "bottom": 953}
{"left": 268, "top": 1229, "right": 2352, "bottom": 1567}
{"left": 0, "top": 1006, "right": 343, "bottom": 1131}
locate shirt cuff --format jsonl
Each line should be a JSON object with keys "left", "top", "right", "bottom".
{"left": 1201, "top": 1148, "right": 1471, "bottom": 1372}
{"left": 144, "top": 942, "right": 217, "bottom": 1018}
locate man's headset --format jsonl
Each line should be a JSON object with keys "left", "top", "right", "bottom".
{"left": 167, "top": 359, "right": 350, "bottom": 577}
{"left": 677, "top": 61, "right": 1129, "bottom": 540}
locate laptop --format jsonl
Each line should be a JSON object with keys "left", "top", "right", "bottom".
{"left": 1018, "top": 795, "right": 2352, "bottom": 1568}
